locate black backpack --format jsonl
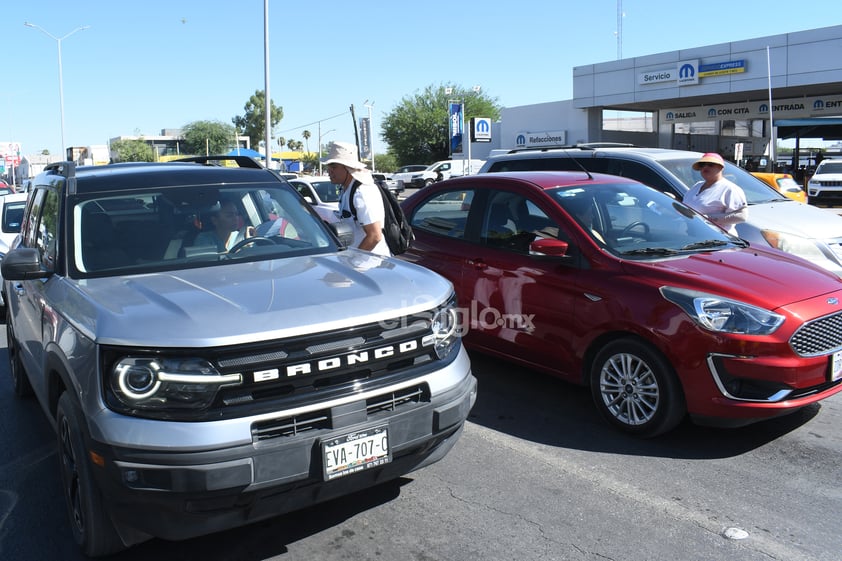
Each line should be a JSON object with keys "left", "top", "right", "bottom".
{"left": 349, "top": 180, "right": 414, "bottom": 255}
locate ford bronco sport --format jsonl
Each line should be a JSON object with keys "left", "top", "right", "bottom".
{"left": 2, "top": 157, "right": 476, "bottom": 556}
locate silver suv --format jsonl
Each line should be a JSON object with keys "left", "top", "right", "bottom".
{"left": 480, "top": 146, "right": 842, "bottom": 276}
{"left": 3, "top": 157, "right": 475, "bottom": 556}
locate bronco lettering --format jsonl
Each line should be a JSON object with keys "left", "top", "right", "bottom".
{"left": 281, "top": 339, "right": 421, "bottom": 379}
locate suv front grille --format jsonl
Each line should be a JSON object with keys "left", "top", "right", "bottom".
{"left": 790, "top": 311, "right": 842, "bottom": 357}
{"left": 251, "top": 384, "right": 429, "bottom": 443}
{"left": 209, "top": 313, "right": 439, "bottom": 415}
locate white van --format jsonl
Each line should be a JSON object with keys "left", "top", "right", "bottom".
{"left": 409, "top": 159, "right": 485, "bottom": 188}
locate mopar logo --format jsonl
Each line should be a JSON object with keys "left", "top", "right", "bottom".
{"left": 708, "top": 108, "right": 717, "bottom": 118}
{"left": 679, "top": 64, "right": 695, "bottom": 79}
{"left": 665, "top": 112, "right": 674, "bottom": 121}
{"left": 516, "top": 134, "right": 526, "bottom": 146}
{"left": 815, "top": 100, "right": 825, "bottom": 109}
{"left": 476, "top": 119, "right": 490, "bottom": 133}
{"left": 759, "top": 103, "right": 769, "bottom": 113}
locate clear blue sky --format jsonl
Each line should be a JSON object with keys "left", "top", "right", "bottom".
{"left": 3, "top": 0, "right": 839, "bottom": 158}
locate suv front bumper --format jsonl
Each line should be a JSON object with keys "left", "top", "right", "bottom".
{"left": 87, "top": 349, "right": 476, "bottom": 542}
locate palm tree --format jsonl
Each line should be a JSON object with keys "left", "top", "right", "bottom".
{"left": 302, "top": 130, "right": 311, "bottom": 155}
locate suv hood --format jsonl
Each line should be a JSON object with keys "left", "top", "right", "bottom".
{"left": 66, "top": 250, "right": 452, "bottom": 347}
{"left": 810, "top": 171, "right": 842, "bottom": 182}
{"left": 744, "top": 200, "right": 842, "bottom": 239}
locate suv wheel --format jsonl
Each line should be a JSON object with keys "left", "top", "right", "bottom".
{"left": 57, "top": 393, "right": 126, "bottom": 556}
{"left": 589, "top": 338, "right": 686, "bottom": 438}
{"left": 6, "top": 308, "right": 33, "bottom": 397}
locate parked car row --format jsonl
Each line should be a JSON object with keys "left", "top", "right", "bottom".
{"left": 394, "top": 146, "right": 842, "bottom": 439}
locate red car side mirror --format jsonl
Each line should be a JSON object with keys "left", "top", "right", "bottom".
{"left": 530, "top": 238, "right": 569, "bottom": 256}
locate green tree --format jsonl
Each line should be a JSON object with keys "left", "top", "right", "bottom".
{"left": 110, "top": 138, "right": 155, "bottom": 162}
{"left": 300, "top": 151, "right": 319, "bottom": 173}
{"left": 182, "top": 120, "right": 235, "bottom": 155}
{"left": 381, "top": 84, "right": 501, "bottom": 165}
{"left": 374, "top": 152, "right": 398, "bottom": 173}
{"left": 302, "top": 130, "right": 311, "bottom": 154}
{"left": 232, "top": 90, "right": 284, "bottom": 149}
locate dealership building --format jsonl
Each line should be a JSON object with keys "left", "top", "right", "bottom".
{"left": 483, "top": 24, "right": 842, "bottom": 170}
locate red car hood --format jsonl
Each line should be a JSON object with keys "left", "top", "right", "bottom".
{"left": 620, "top": 246, "right": 842, "bottom": 310}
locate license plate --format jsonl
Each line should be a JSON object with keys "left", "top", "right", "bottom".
{"left": 832, "top": 351, "right": 842, "bottom": 382}
{"left": 322, "top": 426, "right": 390, "bottom": 481}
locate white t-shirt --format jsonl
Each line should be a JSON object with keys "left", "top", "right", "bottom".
{"left": 683, "top": 178, "right": 747, "bottom": 235}
{"left": 339, "top": 181, "right": 390, "bottom": 256}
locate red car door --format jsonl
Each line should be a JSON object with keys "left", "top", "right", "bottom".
{"left": 458, "top": 189, "right": 584, "bottom": 378}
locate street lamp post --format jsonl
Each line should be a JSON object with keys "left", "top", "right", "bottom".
{"left": 24, "top": 21, "right": 90, "bottom": 159}
{"left": 318, "top": 125, "right": 336, "bottom": 175}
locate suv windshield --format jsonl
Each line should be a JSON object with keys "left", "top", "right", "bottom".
{"left": 69, "top": 182, "right": 336, "bottom": 277}
{"left": 654, "top": 156, "right": 787, "bottom": 205}
{"left": 815, "top": 161, "right": 842, "bottom": 174}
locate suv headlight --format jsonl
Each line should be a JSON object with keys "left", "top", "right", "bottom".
{"left": 109, "top": 357, "right": 242, "bottom": 414}
{"left": 761, "top": 229, "right": 827, "bottom": 261}
{"left": 423, "top": 295, "right": 460, "bottom": 359}
{"left": 660, "top": 286, "right": 784, "bottom": 335}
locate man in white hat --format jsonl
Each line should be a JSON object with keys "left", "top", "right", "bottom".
{"left": 322, "top": 141, "right": 390, "bottom": 256}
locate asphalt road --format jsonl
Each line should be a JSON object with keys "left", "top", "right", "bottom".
{"left": 2, "top": 331, "right": 842, "bottom": 561}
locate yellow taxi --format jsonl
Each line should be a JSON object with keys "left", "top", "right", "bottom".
{"left": 751, "top": 172, "right": 807, "bottom": 203}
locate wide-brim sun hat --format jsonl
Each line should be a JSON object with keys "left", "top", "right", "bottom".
{"left": 321, "top": 141, "right": 367, "bottom": 170}
{"left": 692, "top": 152, "right": 725, "bottom": 170}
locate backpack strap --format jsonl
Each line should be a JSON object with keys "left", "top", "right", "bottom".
{"left": 348, "top": 179, "right": 362, "bottom": 220}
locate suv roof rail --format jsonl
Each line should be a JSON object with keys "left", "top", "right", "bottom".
{"left": 499, "top": 142, "right": 636, "bottom": 155}
{"left": 575, "top": 142, "right": 636, "bottom": 150}
{"left": 174, "top": 155, "right": 265, "bottom": 169}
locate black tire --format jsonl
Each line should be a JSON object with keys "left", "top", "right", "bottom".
{"left": 6, "top": 306, "right": 33, "bottom": 397}
{"left": 56, "top": 393, "right": 126, "bottom": 557}
{"left": 589, "top": 338, "right": 686, "bottom": 438}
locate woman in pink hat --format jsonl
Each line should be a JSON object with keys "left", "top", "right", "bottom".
{"left": 682, "top": 152, "right": 747, "bottom": 235}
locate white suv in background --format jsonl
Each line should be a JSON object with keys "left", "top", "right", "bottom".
{"left": 807, "top": 158, "right": 842, "bottom": 205}
{"left": 480, "top": 145, "right": 842, "bottom": 276}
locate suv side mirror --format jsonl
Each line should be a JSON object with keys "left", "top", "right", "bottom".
{"left": 329, "top": 220, "right": 355, "bottom": 248}
{"left": 1, "top": 248, "right": 50, "bottom": 280}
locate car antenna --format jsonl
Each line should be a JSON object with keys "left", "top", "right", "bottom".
{"left": 564, "top": 149, "right": 593, "bottom": 180}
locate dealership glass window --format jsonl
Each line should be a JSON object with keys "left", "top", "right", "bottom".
{"left": 720, "top": 120, "right": 765, "bottom": 137}
{"left": 673, "top": 121, "right": 718, "bottom": 135}
{"left": 602, "top": 110, "right": 655, "bottom": 132}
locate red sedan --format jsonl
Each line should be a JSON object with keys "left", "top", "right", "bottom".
{"left": 400, "top": 171, "right": 842, "bottom": 437}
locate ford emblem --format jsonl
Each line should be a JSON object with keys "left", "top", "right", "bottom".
{"left": 829, "top": 297, "right": 839, "bottom": 305}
